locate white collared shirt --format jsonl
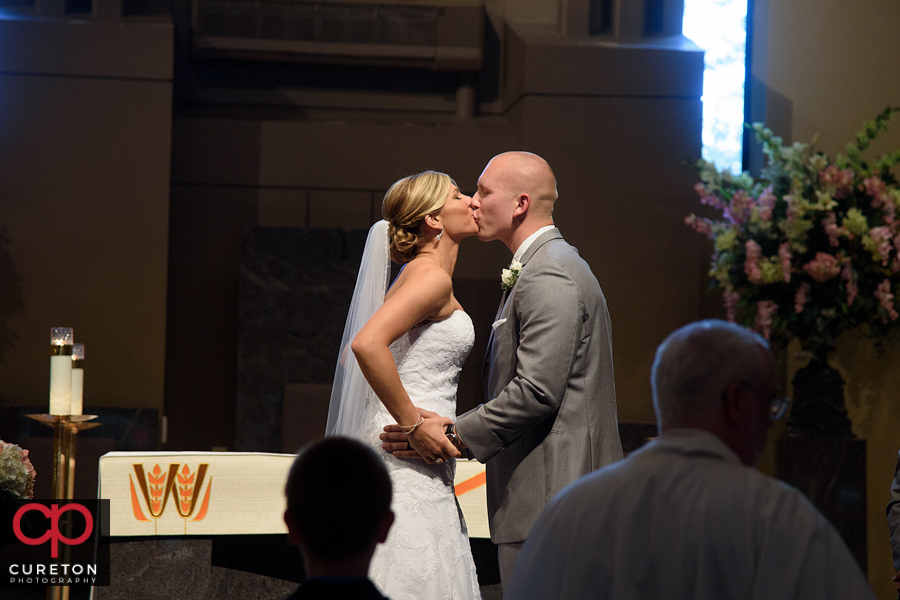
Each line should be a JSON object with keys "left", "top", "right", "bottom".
{"left": 506, "top": 428, "right": 874, "bottom": 600}
{"left": 512, "top": 225, "right": 556, "bottom": 263}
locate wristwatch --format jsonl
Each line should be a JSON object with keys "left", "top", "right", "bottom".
{"left": 445, "top": 423, "right": 460, "bottom": 448}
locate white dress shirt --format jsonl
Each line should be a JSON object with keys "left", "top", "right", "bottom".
{"left": 512, "top": 225, "right": 556, "bottom": 263}
{"left": 505, "top": 428, "right": 874, "bottom": 600}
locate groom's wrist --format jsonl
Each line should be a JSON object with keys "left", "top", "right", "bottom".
{"left": 445, "top": 423, "right": 466, "bottom": 450}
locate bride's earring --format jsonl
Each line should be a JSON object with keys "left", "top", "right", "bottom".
{"left": 436, "top": 228, "right": 443, "bottom": 241}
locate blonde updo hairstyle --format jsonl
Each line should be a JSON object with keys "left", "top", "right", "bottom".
{"left": 382, "top": 170, "right": 454, "bottom": 264}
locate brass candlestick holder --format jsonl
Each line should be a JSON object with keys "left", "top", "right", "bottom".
{"left": 26, "top": 414, "right": 100, "bottom": 499}
{"left": 25, "top": 414, "right": 101, "bottom": 600}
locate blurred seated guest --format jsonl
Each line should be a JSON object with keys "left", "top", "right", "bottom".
{"left": 887, "top": 450, "right": 900, "bottom": 594}
{"left": 284, "top": 437, "right": 394, "bottom": 600}
{"left": 505, "top": 319, "right": 875, "bottom": 600}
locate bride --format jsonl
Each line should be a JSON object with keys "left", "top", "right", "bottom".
{"left": 325, "top": 170, "right": 482, "bottom": 599}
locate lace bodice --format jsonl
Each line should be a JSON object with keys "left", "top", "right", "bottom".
{"left": 390, "top": 310, "right": 474, "bottom": 415}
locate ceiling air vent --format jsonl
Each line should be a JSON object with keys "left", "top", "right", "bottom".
{"left": 191, "top": 0, "right": 485, "bottom": 70}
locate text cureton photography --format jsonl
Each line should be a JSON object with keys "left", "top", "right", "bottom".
{"left": 9, "top": 561, "right": 98, "bottom": 585}
{"left": 0, "top": 499, "right": 109, "bottom": 588}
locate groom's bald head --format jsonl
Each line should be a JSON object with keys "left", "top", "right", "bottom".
{"left": 491, "top": 152, "right": 558, "bottom": 218}
{"left": 472, "top": 151, "right": 557, "bottom": 250}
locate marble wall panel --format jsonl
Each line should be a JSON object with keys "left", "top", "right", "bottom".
{"left": 236, "top": 227, "right": 367, "bottom": 452}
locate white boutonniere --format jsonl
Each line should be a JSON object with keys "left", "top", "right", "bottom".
{"left": 501, "top": 259, "right": 523, "bottom": 292}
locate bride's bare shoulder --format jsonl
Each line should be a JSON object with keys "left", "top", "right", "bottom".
{"left": 397, "top": 257, "right": 451, "bottom": 286}
{"left": 387, "top": 258, "right": 452, "bottom": 306}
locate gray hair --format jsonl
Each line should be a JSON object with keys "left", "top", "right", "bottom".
{"left": 651, "top": 319, "right": 772, "bottom": 429}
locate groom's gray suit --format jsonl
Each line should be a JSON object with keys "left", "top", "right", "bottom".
{"left": 455, "top": 227, "right": 623, "bottom": 546}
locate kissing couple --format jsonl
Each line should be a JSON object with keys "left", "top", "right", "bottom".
{"left": 324, "top": 151, "right": 624, "bottom": 599}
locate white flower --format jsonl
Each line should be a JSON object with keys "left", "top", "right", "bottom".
{"left": 0, "top": 440, "right": 36, "bottom": 499}
{"left": 501, "top": 259, "right": 523, "bottom": 291}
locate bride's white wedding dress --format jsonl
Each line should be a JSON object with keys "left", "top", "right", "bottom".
{"left": 360, "top": 310, "right": 482, "bottom": 600}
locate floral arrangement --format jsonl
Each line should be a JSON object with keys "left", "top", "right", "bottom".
{"left": 686, "top": 107, "right": 900, "bottom": 358}
{"left": 0, "top": 439, "right": 36, "bottom": 500}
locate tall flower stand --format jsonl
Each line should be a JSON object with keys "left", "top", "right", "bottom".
{"left": 776, "top": 355, "right": 867, "bottom": 573}
{"left": 26, "top": 414, "right": 101, "bottom": 600}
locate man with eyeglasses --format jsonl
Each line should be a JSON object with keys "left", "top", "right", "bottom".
{"left": 505, "top": 319, "right": 874, "bottom": 600}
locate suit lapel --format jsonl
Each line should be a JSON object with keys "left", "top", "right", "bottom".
{"left": 483, "top": 288, "right": 508, "bottom": 383}
{"left": 494, "top": 289, "right": 508, "bottom": 322}
{"left": 481, "top": 228, "right": 563, "bottom": 399}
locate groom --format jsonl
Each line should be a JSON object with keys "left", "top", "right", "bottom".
{"left": 386, "top": 151, "right": 623, "bottom": 585}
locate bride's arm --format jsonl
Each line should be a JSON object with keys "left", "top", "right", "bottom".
{"left": 351, "top": 262, "right": 460, "bottom": 461}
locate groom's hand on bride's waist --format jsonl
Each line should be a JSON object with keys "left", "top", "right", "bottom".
{"left": 381, "top": 410, "right": 461, "bottom": 463}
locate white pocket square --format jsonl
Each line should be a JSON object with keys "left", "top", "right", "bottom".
{"left": 491, "top": 318, "right": 507, "bottom": 331}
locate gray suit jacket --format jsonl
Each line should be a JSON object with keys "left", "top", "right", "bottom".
{"left": 887, "top": 450, "right": 900, "bottom": 571}
{"left": 455, "top": 228, "right": 623, "bottom": 543}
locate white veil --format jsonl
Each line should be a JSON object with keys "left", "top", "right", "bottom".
{"left": 325, "top": 219, "right": 391, "bottom": 440}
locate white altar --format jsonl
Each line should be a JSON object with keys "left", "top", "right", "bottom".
{"left": 98, "top": 451, "right": 489, "bottom": 538}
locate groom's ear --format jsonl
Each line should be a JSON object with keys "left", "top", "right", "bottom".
{"left": 513, "top": 193, "right": 530, "bottom": 217}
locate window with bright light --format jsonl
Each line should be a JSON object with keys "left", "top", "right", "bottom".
{"left": 682, "top": 0, "right": 748, "bottom": 174}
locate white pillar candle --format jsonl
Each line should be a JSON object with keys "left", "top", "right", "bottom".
{"left": 71, "top": 343, "right": 84, "bottom": 416}
{"left": 49, "top": 327, "right": 74, "bottom": 415}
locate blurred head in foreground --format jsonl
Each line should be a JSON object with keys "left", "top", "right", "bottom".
{"left": 284, "top": 436, "right": 394, "bottom": 577}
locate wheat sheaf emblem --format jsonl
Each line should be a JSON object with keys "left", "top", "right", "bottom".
{"left": 130, "top": 463, "right": 212, "bottom": 534}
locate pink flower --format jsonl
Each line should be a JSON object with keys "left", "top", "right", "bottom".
{"left": 821, "top": 212, "right": 846, "bottom": 247}
{"left": 863, "top": 176, "right": 887, "bottom": 198}
{"left": 820, "top": 166, "right": 839, "bottom": 185}
{"left": 745, "top": 240, "right": 762, "bottom": 261}
{"left": 820, "top": 166, "right": 854, "bottom": 198}
{"left": 684, "top": 214, "right": 713, "bottom": 237}
{"left": 695, "top": 183, "right": 727, "bottom": 211}
{"left": 723, "top": 290, "right": 740, "bottom": 323}
{"left": 874, "top": 279, "right": 899, "bottom": 323}
{"left": 870, "top": 226, "right": 893, "bottom": 266}
{"left": 778, "top": 242, "right": 792, "bottom": 282}
{"left": 802, "top": 252, "right": 841, "bottom": 282}
{"left": 744, "top": 240, "right": 763, "bottom": 283}
{"left": 794, "top": 282, "right": 811, "bottom": 314}
{"left": 757, "top": 187, "right": 777, "bottom": 221}
{"left": 863, "top": 176, "right": 896, "bottom": 221}
{"left": 842, "top": 263, "right": 858, "bottom": 306}
{"left": 836, "top": 169, "right": 854, "bottom": 198}
{"left": 754, "top": 300, "right": 779, "bottom": 340}
{"left": 721, "top": 190, "right": 753, "bottom": 225}
{"left": 884, "top": 197, "right": 897, "bottom": 224}
{"left": 848, "top": 280, "right": 859, "bottom": 305}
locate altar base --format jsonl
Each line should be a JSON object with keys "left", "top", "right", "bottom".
{"left": 778, "top": 436, "right": 867, "bottom": 572}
